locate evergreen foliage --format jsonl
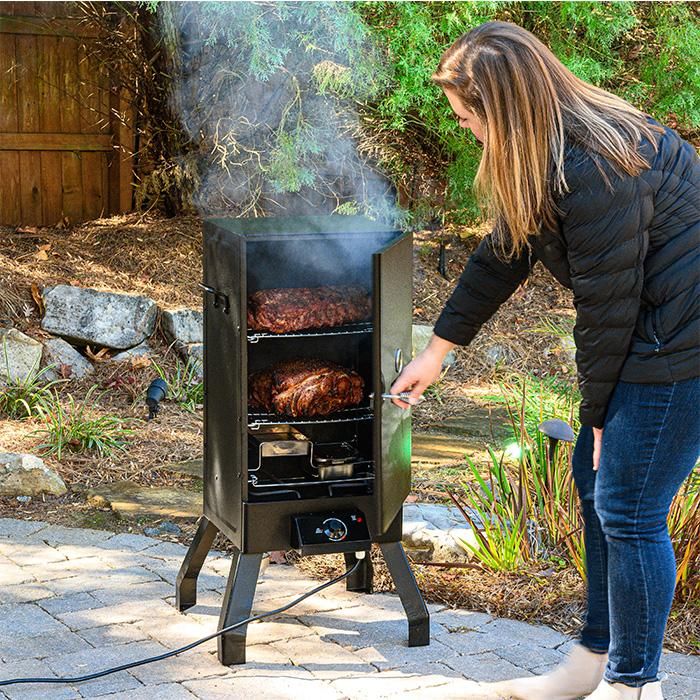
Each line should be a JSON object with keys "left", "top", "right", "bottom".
{"left": 358, "top": 1, "right": 700, "bottom": 224}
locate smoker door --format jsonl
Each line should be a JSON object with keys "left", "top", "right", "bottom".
{"left": 202, "top": 222, "right": 247, "bottom": 544}
{"left": 373, "top": 232, "right": 413, "bottom": 535}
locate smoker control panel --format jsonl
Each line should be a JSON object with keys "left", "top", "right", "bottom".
{"left": 291, "top": 510, "right": 371, "bottom": 554}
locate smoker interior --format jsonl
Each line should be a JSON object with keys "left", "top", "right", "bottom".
{"left": 245, "top": 234, "right": 392, "bottom": 504}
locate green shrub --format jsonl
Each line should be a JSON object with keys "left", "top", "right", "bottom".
{"left": 35, "top": 388, "right": 137, "bottom": 459}
{"left": 357, "top": 1, "right": 700, "bottom": 224}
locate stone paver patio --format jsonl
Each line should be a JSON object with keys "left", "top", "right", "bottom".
{"left": 0, "top": 518, "right": 697, "bottom": 699}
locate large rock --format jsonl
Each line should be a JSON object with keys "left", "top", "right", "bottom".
{"left": 87, "top": 481, "right": 201, "bottom": 519}
{"left": 41, "top": 286, "right": 157, "bottom": 350}
{"left": 0, "top": 328, "right": 43, "bottom": 383}
{"left": 112, "top": 341, "right": 152, "bottom": 363}
{"left": 0, "top": 453, "right": 67, "bottom": 497}
{"left": 162, "top": 308, "right": 203, "bottom": 345}
{"left": 42, "top": 337, "right": 94, "bottom": 381}
{"left": 412, "top": 324, "right": 456, "bottom": 366}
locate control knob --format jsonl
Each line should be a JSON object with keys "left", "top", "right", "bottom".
{"left": 322, "top": 518, "right": 348, "bottom": 542}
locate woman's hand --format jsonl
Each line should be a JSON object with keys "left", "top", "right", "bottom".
{"left": 592, "top": 427, "right": 604, "bottom": 471}
{"left": 390, "top": 335, "right": 456, "bottom": 409}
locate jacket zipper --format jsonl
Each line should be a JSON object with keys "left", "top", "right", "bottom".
{"left": 651, "top": 313, "right": 662, "bottom": 353}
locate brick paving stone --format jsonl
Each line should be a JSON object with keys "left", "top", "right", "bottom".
{"left": 38, "top": 592, "right": 102, "bottom": 617}
{"left": 89, "top": 581, "right": 173, "bottom": 607}
{"left": 270, "top": 635, "right": 376, "bottom": 680}
{"left": 0, "top": 603, "right": 67, "bottom": 638}
{"left": 245, "top": 618, "right": 317, "bottom": 646}
{"left": 45, "top": 640, "right": 163, "bottom": 698}
{"left": 443, "top": 650, "right": 533, "bottom": 683}
{"left": 479, "top": 617, "right": 570, "bottom": 648}
{"left": 132, "top": 615, "right": 217, "bottom": 655}
{"left": 76, "top": 623, "right": 149, "bottom": 649}
{"left": 184, "top": 674, "right": 343, "bottom": 700}
{"left": 128, "top": 650, "right": 230, "bottom": 686}
{"left": 329, "top": 668, "right": 451, "bottom": 699}
{"left": 0, "top": 584, "right": 54, "bottom": 606}
{"left": 95, "top": 683, "right": 198, "bottom": 699}
{"left": 431, "top": 628, "right": 516, "bottom": 657}
{"left": 0, "top": 519, "right": 48, "bottom": 539}
{"left": 355, "top": 637, "right": 459, "bottom": 671}
{"left": 394, "top": 677, "right": 499, "bottom": 699}
{"left": 141, "top": 541, "right": 188, "bottom": 559}
{"left": 57, "top": 599, "right": 174, "bottom": 631}
{"left": 494, "top": 642, "right": 565, "bottom": 671}
{"left": 24, "top": 525, "right": 113, "bottom": 547}
{"left": 0, "top": 540, "right": 67, "bottom": 566}
{"left": 0, "top": 629, "right": 91, "bottom": 663}
{"left": 0, "top": 658, "right": 81, "bottom": 700}
{"left": 660, "top": 650, "right": 700, "bottom": 678}
{"left": 99, "top": 533, "right": 159, "bottom": 552}
{"left": 23, "top": 557, "right": 109, "bottom": 583}
{"left": 0, "top": 560, "right": 35, "bottom": 587}
{"left": 663, "top": 672, "right": 700, "bottom": 698}
{"left": 431, "top": 608, "right": 494, "bottom": 632}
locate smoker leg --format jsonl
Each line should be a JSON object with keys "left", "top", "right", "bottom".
{"left": 217, "top": 549, "right": 262, "bottom": 666}
{"left": 176, "top": 516, "right": 219, "bottom": 612}
{"left": 344, "top": 551, "right": 373, "bottom": 593}
{"left": 380, "top": 541, "right": 430, "bottom": 647}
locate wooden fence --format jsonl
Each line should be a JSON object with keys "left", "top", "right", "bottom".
{"left": 0, "top": 2, "right": 133, "bottom": 227}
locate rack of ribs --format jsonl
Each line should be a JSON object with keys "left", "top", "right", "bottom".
{"left": 247, "top": 286, "right": 371, "bottom": 334}
{"left": 249, "top": 359, "right": 365, "bottom": 417}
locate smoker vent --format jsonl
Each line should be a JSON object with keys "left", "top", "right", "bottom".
{"left": 247, "top": 321, "right": 373, "bottom": 343}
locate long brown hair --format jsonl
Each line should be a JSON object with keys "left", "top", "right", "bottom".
{"left": 432, "top": 21, "right": 660, "bottom": 258}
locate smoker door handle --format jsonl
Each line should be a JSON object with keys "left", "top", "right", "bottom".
{"left": 199, "top": 283, "right": 230, "bottom": 314}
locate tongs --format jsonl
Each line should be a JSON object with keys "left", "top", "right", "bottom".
{"left": 370, "top": 392, "right": 426, "bottom": 404}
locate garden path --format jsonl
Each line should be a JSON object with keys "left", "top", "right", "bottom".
{"left": 1, "top": 519, "right": 698, "bottom": 700}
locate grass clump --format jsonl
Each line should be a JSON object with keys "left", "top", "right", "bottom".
{"left": 36, "top": 387, "right": 138, "bottom": 459}
{"left": 152, "top": 357, "right": 203, "bottom": 413}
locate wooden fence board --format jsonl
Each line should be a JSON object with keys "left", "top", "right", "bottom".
{"left": 81, "top": 151, "right": 104, "bottom": 219}
{"left": 40, "top": 150, "right": 62, "bottom": 225}
{"left": 0, "top": 151, "right": 20, "bottom": 224}
{"left": 16, "top": 33, "right": 38, "bottom": 131}
{"left": 0, "top": 5, "right": 133, "bottom": 226}
{"left": 61, "top": 150, "right": 82, "bottom": 223}
{"left": 19, "top": 150, "right": 42, "bottom": 224}
{"left": 0, "top": 31, "right": 16, "bottom": 131}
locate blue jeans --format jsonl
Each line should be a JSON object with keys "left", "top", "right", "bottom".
{"left": 572, "top": 377, "right": 700, "bottom": 688}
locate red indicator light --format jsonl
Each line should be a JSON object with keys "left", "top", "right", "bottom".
{"left": 357, "top": 517, "right": 363, "bottom": 523}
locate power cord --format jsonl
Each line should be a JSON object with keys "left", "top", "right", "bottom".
{"left": 0, "top": 553, "right": 366, "bottom": 687}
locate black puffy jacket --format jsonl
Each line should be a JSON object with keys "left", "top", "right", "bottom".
{"left": 434, "top": 121, "right": 700, "bottom": 428}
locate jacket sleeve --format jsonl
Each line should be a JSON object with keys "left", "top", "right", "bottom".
{"left": 433, "top": 231, "right": 535, "bottom": 346}
{"left": 560, "top": 161, "right": 652, "bottom": 428}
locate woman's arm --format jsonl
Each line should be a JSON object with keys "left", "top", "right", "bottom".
{"left": 391, "top": 231, "right": 535, "bottom": 406}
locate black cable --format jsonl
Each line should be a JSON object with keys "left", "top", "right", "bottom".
{"left": 0, "top": 556, "right": 364, "bottom": 687}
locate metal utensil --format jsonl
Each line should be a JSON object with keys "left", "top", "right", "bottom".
{"left": 370, "top": 392, "right": 426, "bottom": 404}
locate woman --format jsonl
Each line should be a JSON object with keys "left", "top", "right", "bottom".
{"left": 391, "top": 21, "right": 699, "bottom": 700}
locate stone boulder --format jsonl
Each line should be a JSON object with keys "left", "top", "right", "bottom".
{"left": 42, "top": 337, "right": 94, "bottom": 381}
{"left": 0, "top": 328, "right": 43, "bottom": 383}
{"left": 112, "top": 341, "right": 152, "bottom": 363}
{"left": 412, "top": 324, "right": 456, "bottom": 366}
{"left": 162, "top": 308, "right": 203, "bottom": 345}
{"left": 0, "top": 453, "right": 67, "bottom": 497}
{"left": 41, "top": 286, "right": 157, "bottom": 350}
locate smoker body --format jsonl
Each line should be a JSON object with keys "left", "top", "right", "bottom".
{"left": 177, "top": 215, "right": 429, "bottom": 665}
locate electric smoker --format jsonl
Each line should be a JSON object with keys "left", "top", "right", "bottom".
{"left": 175, "top": 215, "right": 430, "bottom": 666}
